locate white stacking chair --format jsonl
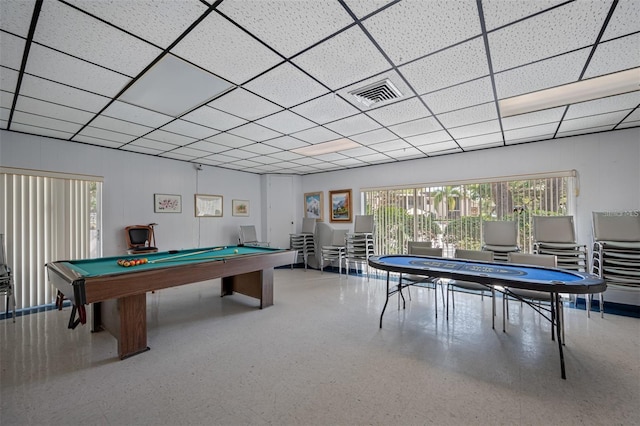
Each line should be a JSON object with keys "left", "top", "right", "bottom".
{"left": 482, "top": 221, "right": 519, "bottom": 262}
{"left": 239, "top": 225, "right": 270, "bottom": 247}
{"left": 316, "top": 223, "right": 347, "bottom": 276}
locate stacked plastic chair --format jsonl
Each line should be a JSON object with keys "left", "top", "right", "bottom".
{"left": 345, "top": 215, "right": 375, "bottom": 280}
{"left": 591, "top": 211, "right": 640, "bottom": 317}
{"left": 481, "top": 221, "right": 520, "bottom": 262}
{"left": 533, "top": 216, "right": 587, "bottom": 272}
{"left": 316, "top": 222, "right": 347, "bottom": 275}
{"left": 289, "top": 218, "right": 316, "bottom": 270}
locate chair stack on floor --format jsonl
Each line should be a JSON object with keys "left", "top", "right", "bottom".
{"left": 399, "top": 242, "right": 443, "bottom": 317}
{"left": 0, "top": 233, "right": 16, "bottom": 322}
{"left": 290, "top": 218, "right": 316, "bottom": 270}
{"left": 345, "top": 215, "right": 375, "bottom": 279}
{"left": 316, "top": 222, "right": 347, "bottom": 275}
{"left": 591, "top": 211, "right": 640, "bottom": 317}
{"left": 533, "top": 216, "right": 587, "bottom": 272}
{"left": 482, "top": 221, "right": 520, "bottom": 262}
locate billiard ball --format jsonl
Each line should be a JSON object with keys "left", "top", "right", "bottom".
{"left": 234, "top": 249, "right": 239, "bottom": 254}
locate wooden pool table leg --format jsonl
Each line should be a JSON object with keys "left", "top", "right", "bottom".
{"left": 96, "top": 294, "right": 150, "bottom": 359}
{"left": 221, "top": 269, "right": 273, "bottom": 309}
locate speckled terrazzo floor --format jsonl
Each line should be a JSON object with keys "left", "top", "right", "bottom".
{"left": 1, "top": 268, "right": 639, "bottom": 425}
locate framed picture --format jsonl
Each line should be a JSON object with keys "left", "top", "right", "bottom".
{"left": 154, "top": 193, "right": 182, "bottom": 213}
{"left": 195, "top": 194, "right": 223, "bottom": 217}
{"left": 304, "top": 191, "right": 323, "bottom": 221}
{"left": 232, "top": 199, "right": 250, "bottom": 217}
{"left": 329, "top": 189, "right": 352, "bottom": 223}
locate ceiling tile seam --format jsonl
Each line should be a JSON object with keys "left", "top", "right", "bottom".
{"left": 476, "top": 0, "right": 506, "bottom": 147}
{"left": 13, "top": 93, "right": 102, "bottom": 121}
{"left": 355, "top": 0, "right": 402, "bottom": 22}
{"left": 6, "top": 0, "right": 43, "bottom": 131}
{"left": 336, "top": 0, "right": 457, "bottom": 155}
{"left": 12, "top": 107, "right": 92, "bottom": 128}
{"left": 58, "top": 0, "right": 167, "bottom": 51}
{"left": 484, "top": 0, "right": 575, "bottom": 35}
{"left": 552, "top": 0, "right": 620, "bottom": 139}
{"left": 612, "top": 104, "right": 640, "bottom": 130}
{"left": 68, "top": 2, "right": 221, "bottom": 141}
{"left": 19, "top": 70, "right": 112, "bottom": 100}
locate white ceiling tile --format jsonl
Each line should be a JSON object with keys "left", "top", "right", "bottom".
{"left": 256, "top": 111, "right": 316, "bottom": 135}
{"left": 558, "top": 110, "right": 630, "bottom": 133}
{"left": 15, "top": 96, "right": 95, "bottom": 125}
{"left": 219, "top": 0, "right": 354, "bottom": 58}
{"left": 292, "top": 26, "right": 391, "bottom": 90}
{"left": 601, "top": 0, "right": 640, "bottom": 41}
{"left": 145, "top": 129, "right": 196, "bottom": 146}
{"left": 182, "top": 106, "right": 246, "bottom": 131}
{"left": 291, "top": 156, "right": 323, "bottom": 166}
{"left": 358, "top": 152, "right": 393, "bottom": 163}
{"left": 505, "top": 134, "right": 555, "bottom": 145}
{"left": 251, "top": 155, "right": 285, "bottom": 165}
{"left": 90, "top": 115, "right": 153, "bottom": 137}
{"left": 385, "top": 147, "right": 424, "bottom": 160}
{"left": 350, "top": 128, "right": 397, "bottom": 145}
{"left": 437, "top": 103, "right": 498, "bottom": 128}
{"left": 188, "top": 140, "right": 231, "bottom": 154}
{"left": 205, "top": 133, "right": 254, "bottom": 149}
{"left": 120, "top": 144, "right": 162, "bottom": 155}
{"left": 482, "top": 0, "right": 566, "bottom": 31}
{"left": 290, "top": 93, "right": 360, "bottom": 124}
{"left": 34, "top": 1, "right": 161, "bottom": 77}
{"left": 365, "top": 97, "right": 430, "bottom": 127}
{"left": 198, "top": 157, "right": 224, "bottom": 166}
{"left": 457, "top": 132, "right": 503, "bottom": 149}
{"left": 161, "top": 119, "right": 219, "bottom": 140}
{"left": 556, "top": 125, "right": 615, "bottom": 137}
{"left": 1, "top": 107, "right": 9, "bottom": 121}
{"left": 0, "top": 32, "right": 25, "bottom": 70}
{"left": 262, "top": 136, "right": 309, "bottom": 150}
{"left": 244, "top": 63, "right": 328, "bottom": 108}
{"left": 324, "top": 114, "right": 380, "bottom": 136}
{"left": 405, "top": 131, "right": 453, "bottom": 147}
{"left": 207, "top": 88, "right": 282, "bottom": 121}
{"left": 565, "top": 91, "right": 640, "bottom": 120}
{"left": 268, "top": 151, "right": 304, "bottom": 161}
{"left": 0, "top": 67, "right": 19, "bottom": 94}
{"left": 619, "top": 108, "right": 640, "bottom": 125}
{"left": 19, "top": 74, "right": 110, "bottom": 113}
{"left": 0, "top": 94, "right": 13, "bottom": 109}
{"left": 583, "top": 33, "right": 640, "bottom": 79}
{"left": 494, "top": 49, "right": 590, "bottom": 99}
{"left": 290, "top": 126, "right": 341, "bottom": 144}
{"left": 362, "top": 0, "right": 481, "bottom": 65}
{"left": 488, "top": 1, "right": 611, "bottom": 72}
{"left": 78, "top": 126, "right": 137, "bottom": 143}
{"left": 239, "top": 143, "right": 282, "bottom": 156}
{"left": 0, "top": 0, "right": 35, "bottom": 37}
{"left": 340, "top": 146, "right": 378, "bottom": 157}
{"left": 504, "top": 123, "right": 558, "bottom": 142}
{"left": 449, "top": 120, "right": 501, "bottom": 139}
{"left": 9, "top": 122, "right": 74, "bottom": 139}
{"left": 617, "top": 120, "right": 640, "bottom": 129}
{"left": 25, "top": 44, "right": 131, "bottom": 97}
{"left": 66, "top": 0, "right": 207, "bottom": 49}
{"left": 501, "top": 107, "right": 565, "bottom": 131}
{"left": 172, "top": 12, "right": 283, "bottom": 85}
{"left": 387, "top": 116, "right": 442, "bottom": 138}
{"left": 130, "top": 138, "right": 179, "bottom": 152}
{"left": 102, "top": 101, "right": 173, "bottom": 128}
{"left": 228, "top": 123, "right": 282, "bottom": 142}
{"left": 170, "top": 146, "right": 210, "bottom": 158}
{"left": 159, "top": 152, "right": 197, "bottom": 161}
{"left": 72, "top": 134, "right": 124, "bottom": 148}
{"left": 314, "top": 152, "right": 347, "bottom": 162}
{"left": 369, "top": 139, "right": 412, "bottom": 152}
{"left": 229, "top": 159, "right": 263, "bottom": 169}
{"left": 338, "top": 70, "right": 413, "bottom": 111}
{"left": 400, "top": 37, "right": 489, "bottom": 95}
{"left": 12, "top": 110, "right": 82, "bottom": 134}
{"left": 203, "top": 153, "right": 238, "bottom": 163}
{"left": 270, "top": 160, "right": 302, "bottom": 169}
{"left": 332, "top": 157, "right": 366, "bottom": 167}
{"left": 343, "top": 1, "right": 398, "bottom": 19}
{"left": 422, "top": 77, "right": 495, "bottom": 114}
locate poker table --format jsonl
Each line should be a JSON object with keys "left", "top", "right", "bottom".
{"left": 368, "top": 254, "right": 606, "bottom": 379}
{"left": 47, "top": 245, "right": 295, "bottom": 359}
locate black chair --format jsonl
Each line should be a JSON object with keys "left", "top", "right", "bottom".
{"left": 125, "top": 224, "right": 158, "bottom": 254}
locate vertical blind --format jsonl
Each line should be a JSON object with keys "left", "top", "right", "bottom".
{"left": 0, "top": 169, "right": 101, "bottom": 310}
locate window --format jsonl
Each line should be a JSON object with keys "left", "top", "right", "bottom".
{"left": 0, "top": 168, "right": 102, "bottom": 310}
{"left": 364, "top": 171, "right": 575, "bottom": 257}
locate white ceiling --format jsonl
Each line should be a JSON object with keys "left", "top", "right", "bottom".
{"left": 1, "top": 0, "right": 638, "bottom": 175}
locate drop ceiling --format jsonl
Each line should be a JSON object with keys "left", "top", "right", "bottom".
{"left": 1, "top": 0, "right": 638, "bottom": 175}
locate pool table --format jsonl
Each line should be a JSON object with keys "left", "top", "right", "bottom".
{"left": 369, "top": 254, "right": 606, "bottom": 379}
{"left": 47, "top": 245, "right": 295, "bottom": 359}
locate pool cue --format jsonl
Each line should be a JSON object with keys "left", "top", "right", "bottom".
{"left": 149, "top": 246, "right": 226, "bottom": 264}
{"left": 149, "top": 252, "right": 250, "bottom": 263}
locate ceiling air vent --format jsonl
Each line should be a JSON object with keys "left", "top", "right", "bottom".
{"left": 349, "top": 79, "right": 403, "bottom": 107}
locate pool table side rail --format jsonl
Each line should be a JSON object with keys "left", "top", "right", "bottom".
{"left": 368, "top": 255, "right": 606, "bottom": 294}
{"left": 48, "top": 249, "right": 296, "bottom": 305}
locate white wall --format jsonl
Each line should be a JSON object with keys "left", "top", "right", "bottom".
{"left": 0, "top": 130, "right": 264, "bottom": 256}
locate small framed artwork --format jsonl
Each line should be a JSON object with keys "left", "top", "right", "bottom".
{"left": 329, "top": 189, "right": 352, "bottom": 223}
{"left": 304, "top": 191, "right": 323, "bottom": 221}
{"left": 195, "top": 194, "right": 223, "bottom": 217}
{"left": 154, "top": 194, "right": 182, "bottom": 213}
{"left": 232, "top": 199, "right": 250, "bottom": 217}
